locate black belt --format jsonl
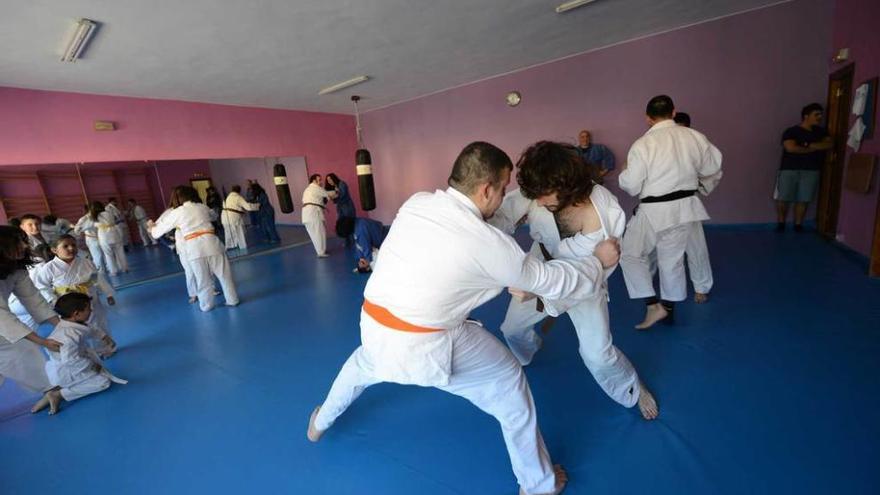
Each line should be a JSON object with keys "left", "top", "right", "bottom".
{"left": 634, "top": 189, "right": 697, "bottom": 215}
{"left": 535, "top": 242, "right": 552, "bottom": 313}
{"left": 640, "top": 189, "right": 697, "bottom": 203}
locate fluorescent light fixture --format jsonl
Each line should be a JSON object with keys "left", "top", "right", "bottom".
{"left": 318, "top": 75, "right": 370, "bottom": 95}
{"left": 61, "top": 18, "right": 98, "bottom": 62}
{"left": 555, "top": 0, "right": 598, "bottom": 13}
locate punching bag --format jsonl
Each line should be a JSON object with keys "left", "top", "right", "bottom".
{"left": 273, "top": 163, "right": 294, "bottom": 213}
{"left": 356, "top": 148, "right": 376, "bottom": 211}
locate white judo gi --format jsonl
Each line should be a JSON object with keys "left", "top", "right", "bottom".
{"left": 151, "top": 201, "right": 238, "bottom": 312}
{"left": 41, "top": 218, "right": 73, "bottom": 245}
{"left": 301, "top": 183, "right": 331, "bottom": 256}
{"left": 97, "top": 211, "right": 127, "bottom": 275}
{"left": 105, "top": 202, "right": 130, "bottom": 247}
{"left": 74, "top": 214, "right": 106, "bottom": 273}
{"left": 221, "top": 192, "right": 259, "bottom": 250}
{"left": 44, "top": 319, "right": 126, "bottom": 402}
{"left": 491, "top": 186, "right": 641, "bottom": 408}
{"left": 33, "top": 256, "right": 116, "bottom": 355}
{"left": 314, "top": 187, "right": 609, "bottom": 495}
{"left": 131, "top": 205, "right": 156, "bottom": 246}
{"left": 618, "top": 120, "right": 722, "bottom": 303}
{"left": 0, "top": 270, "right": 56, "bottom": 393}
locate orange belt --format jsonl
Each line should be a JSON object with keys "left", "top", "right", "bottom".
{"left": 184, "top": 230, "right": 215, "bottom": 241}
{"left": 362, "top": 299, "right": 443, "bottom": 333}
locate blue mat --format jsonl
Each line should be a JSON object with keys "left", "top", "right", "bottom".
{"left": 1, "top": 229, "right": 877, "bottom": 494}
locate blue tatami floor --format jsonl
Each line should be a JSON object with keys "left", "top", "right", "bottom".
{"left": 1, "top": 228, "right": 878, "bottom": 494}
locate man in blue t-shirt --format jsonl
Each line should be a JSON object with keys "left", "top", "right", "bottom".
{"left": 577, "top": 129, "right": 615, "bottom": 176}
{"left": 774, "top": 103, "right": 833, "bottom": 232}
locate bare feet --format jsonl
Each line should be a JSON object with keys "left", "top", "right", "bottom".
{"left": 635, "top": 303, "right": 668, "bottom": 330}
{"left": 519, "top": 464, "right": 568, "bottom": 495}
{"left": 637, "top": 383, "right": 659, "bottom": 420}
{"left": 188, "top": 296, "right": 197, "bottom": 304}
{"left": 694, "top": 292, "right": 709, "bottom": 304}
{"left": 31, "top": 388, "right": 62, "bottom": 415}
{"left": 307, "top": 406, "right": 325, "bottom": 442}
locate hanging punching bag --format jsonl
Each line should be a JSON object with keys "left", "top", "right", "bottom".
{"left": 356, "top": 148, "right": 376, "bottom": 211}
{"left": 273, "top": 163, "right": 294, "bottom": 213}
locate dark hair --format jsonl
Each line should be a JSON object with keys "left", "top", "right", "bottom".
{"left": 801, "top": 103, "right": 823, "bottom": 120}
{"left": 89, "top": 201, "right": 105, "bottom": 221}
{"left": 309, "top": 174, "right": 322, "bottom": 184}
{"left": 20, "top": 213, "right": 42, "bottom": 224}
{"left": 43, "top": 214, "right": 57, "bottom": 224}
{"left": 128, "top": 198, "right": 136, "bottom": 203}
{"left": 0, "top": 226, "right": 35, "bottom": 279}
{"left": 646, "top": 95, "right": 675, "bottom": 119}
{"left": 9, "top": 218, "right": 21, "bottom": 228}
{"left": 51, "top": 234, "right": 78, "bottom": 248}
{"left": 335, "top": 216, "right": 356, "bottom": 238}
{"left": 326, "top": 173, "right": 340, "bottom": 188}
{"left": 448, "top": 141, "right": 513, "bottom": 195}
{"left": 673, "top": 112, "right": 691, "bottom": 127}
{"left": 516, "top": 141, "right": 598, "bottom": 210}
{"left": 54, "top": 292, "right": 92, "bottom": 318}
{"left": 250, "top": 182, "right": 266, "bottom": 197}
{"left": 170, "top": 185, "right": 201, "bottom": 208}
{"left": 108, "top": 197, "right": 117, "bottom": 203}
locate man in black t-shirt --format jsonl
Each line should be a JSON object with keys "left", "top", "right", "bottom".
{"left": 774, "top": 103, "right": 832, "bottom": 232}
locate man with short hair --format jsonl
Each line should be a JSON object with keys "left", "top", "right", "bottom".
{"left": 301, "top": 174, "right": 335, "bottom": 258}
{"left": 619, "top": 95, "right": 723, "bottom": 329}
{"left": 774, "top": 103, "right": 832, "bottom": 232}
{"left": 577, "top": 129, "right": 615, "bottom": 176}
{"left": 308, "top": 141, "right": 621, "bottom": 495}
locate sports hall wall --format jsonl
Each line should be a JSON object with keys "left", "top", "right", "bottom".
{"left": 0, "top": 87, "right": 359, "bottom": 223}
{"left": 831, "top": 0, "right": 880, "bottom": 256}
{"left": 361, "top": 0, "right": 834, "bottom": 225}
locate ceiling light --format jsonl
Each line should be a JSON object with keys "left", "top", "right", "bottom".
{"left": 318, "top": 75, "right": 370, "bottom": 95}
{"left": 61, "top": 18, "right": 98, "bottom": 62}
{"left": 555, "top": 0, "right": 598, "bottom": 14}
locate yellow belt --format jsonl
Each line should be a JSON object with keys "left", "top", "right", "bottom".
{"left": 54, "top": 281, "right": 93, "bottom": 295}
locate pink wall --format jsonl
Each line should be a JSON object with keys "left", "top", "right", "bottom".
{"left": 831, "top": 0, "right": 880, "bottom": 257}
{"left": 361, "top": 0, "right": 833, "bottom": 224}
{"left": 0, "top": 87, "right": 361, "bottom": 215}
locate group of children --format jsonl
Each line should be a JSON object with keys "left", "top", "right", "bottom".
{"left": 0, "top": 184, "right": 247, "bottom": 415}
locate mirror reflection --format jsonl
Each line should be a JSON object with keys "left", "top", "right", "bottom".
{"left": 0, "top": 157, "right": 315, "bottom": 288}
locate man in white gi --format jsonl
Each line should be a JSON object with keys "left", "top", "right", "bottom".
{"left": 307, "top": 142, "right": 621, "bottom": 495}
{"left": 301, "top": 174, "right": 335, "bottom": 258}
{"left": 127, "top": 198, "right": 156, "bottom": 246}
{"left": 619, "top": 95, "right": 722, "bottom": 329}
{"left": 671, "top": 112, "right": 718, "bottom": 303}
{"left": 221, "top": 185, "right": 260, "bottom": 250}
{"left": 491, "top": 141, "right": 658, "bottom": 420}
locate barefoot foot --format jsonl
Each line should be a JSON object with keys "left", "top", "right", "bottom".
{"left": 31, "top": 388, "right": 62, "bottom": 415}
{"left": 694, "top": 292, "right": 709, "bottom": 304}
{"left": 519, "top": 464, "right": 568, "bottom": 495}
{"left": 637, "top": 383, "right": 659, "bottom": 420}
{"left": 307, "top": 406, "right": 325, "bottom": 442}
{"left": 635, "top": 303, "right": 668, "bottom": 330}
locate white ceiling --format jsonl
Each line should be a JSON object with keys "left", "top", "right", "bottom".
{"left": 0, "top": 0, "right": 787, "bottom": 114}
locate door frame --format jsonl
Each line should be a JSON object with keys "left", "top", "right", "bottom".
{"left": 817, "top": 63, "right": 855, "bottom": 238}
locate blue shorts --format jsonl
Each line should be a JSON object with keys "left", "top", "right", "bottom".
{"left": 774, "top": 169, "right": 819, "bottom": 203}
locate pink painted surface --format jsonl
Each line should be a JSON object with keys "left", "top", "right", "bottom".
{"left": 209, "top": 157, "right": 312, "bottom": 226}
{"left": 0, "top": 87, "right": 361, "bottom": 216}
{"left": 831, "top": 0, "right": 880, "bottom": 257}
{"left": 361, "top": 0, "right": 833, "bottom": 224}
